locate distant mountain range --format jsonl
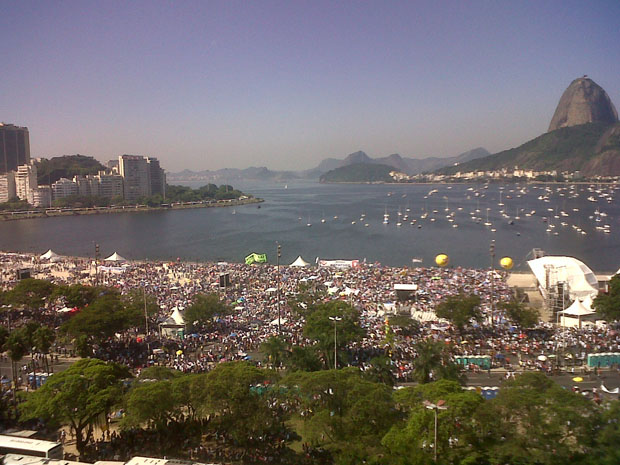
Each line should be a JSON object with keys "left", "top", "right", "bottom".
{"left": 167, "top": 147, "right": 491, "bottom": 182}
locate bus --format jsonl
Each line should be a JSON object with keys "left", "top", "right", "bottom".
{"left": 0, "top": 435, "right": 63, "bottom": 459}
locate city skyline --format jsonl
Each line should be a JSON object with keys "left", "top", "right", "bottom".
{"left": 3, "top": 0, "right": 620, "bottom": 171}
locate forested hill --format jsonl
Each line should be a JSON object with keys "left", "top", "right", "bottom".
{"left": 35, "top": 155, "right": 106, "bottom": 185}
{"left": 319, "top": 163, "right": 397, "bottom": 183}
{"left": 436, "top": 122, "right": 620, "bottom": 176}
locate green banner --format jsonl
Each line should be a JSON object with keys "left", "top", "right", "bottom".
{"left": 245, "top": 253, "right": 267, "bottom": 265}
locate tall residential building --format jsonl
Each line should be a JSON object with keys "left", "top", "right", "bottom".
{"left": 15, "top": 163, "right": 37, "bottom": 202}
{"left": 118, "top": 155, "right": 151, "bottom": 202}
{"left": 0, "top": 123, "right": 30, "bottom": 174}
{"left": 52, "top": 178, "right": 78, "bottom": 199}
{"left": 96, "top": 172, "right": 124, "bottom": 199}
{"left": 0, "top": 172, "right": 16, "bottom": 203}
{"left": 146, "top": 157, "right": 166, "bottom": 198}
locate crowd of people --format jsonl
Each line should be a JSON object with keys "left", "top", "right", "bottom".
{"left": 0, "top": 250, "right": 617, "bottom": 382}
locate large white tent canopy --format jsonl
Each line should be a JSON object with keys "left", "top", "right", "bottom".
{"left": 40, "top": 249, "right": 63, "bottom": 262}
{"left": 527, "top": 256, "right": 599, "bottom": 301}
{"left": 561, "top": 299, "right": 596, "bottom": 317}
{"left": 290, "top": 256, "right": 310, "bottom": 267}
{"left": 105, "top": 252, "right": 127, "bottom": 262}
{"left": 559, "top": 299, "right": 597, "bottom": 328}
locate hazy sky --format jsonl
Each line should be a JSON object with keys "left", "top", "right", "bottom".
{"left": 3, "top": 1, "right": 620, "bottom": 171}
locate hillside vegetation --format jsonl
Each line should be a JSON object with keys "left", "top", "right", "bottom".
{"left": 320, "top": 163, "right": 396, "bottom": 183}
{"left": 438, "top": 122, "right": 620, "bottom": 176}
{"left": 35, "top": 155, "right": 106, "bottom": 185}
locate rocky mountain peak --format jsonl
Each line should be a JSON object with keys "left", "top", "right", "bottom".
{"left": 548, "top": 76, "right": 618, "bottom": 132}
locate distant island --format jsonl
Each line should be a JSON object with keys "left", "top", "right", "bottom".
{"left": 319, "top": 163, "right": 396, "bottom": 183}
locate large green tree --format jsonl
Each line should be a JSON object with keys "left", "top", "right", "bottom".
{"left": 7, "top": 279, "right": 56, "bottom": 310}
{"left": 303, "top": 301, "right": 365, "bottom": 369}
{"left": 594, "top": 274, "right": 620, "bottom": 321}
{"left": 20, "top": 358, "right": 129, "bottom": 458}
{"left": 61, "top": 292, "right": 151, "bottom": 342}
{"left": 261, "top": 335, "right": 288, "bottom": 369}
{"left": 478, "top": 372, "right": 599, "bottom": 465}
{"left": 183, "top": 293, "right": 230, "bottom": 332}
{"left": 196, "top": 362, "right": 288, "bottom": 447}
{"left": 383, "top": 379, "right": 485, "bottom": 465}
{"left": 435, "top": 293, "right": 482, "bottom": 332}
{"left": 284, "top": 368, "right": 397, "bottom": 464}
{"left": 411, "top": 339, "right": 463, "bottom": 384}
{"left": 500, "top": 297, "right": 540, "bottom": 329}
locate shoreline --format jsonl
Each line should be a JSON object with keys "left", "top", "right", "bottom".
{"left": 0, "top": 197, "right": 263, "bottom": 221}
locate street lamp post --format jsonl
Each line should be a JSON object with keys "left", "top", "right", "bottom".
{"left": 329, "top": 316, "right": 342, "bottom": 369}
{"left": 277, "top": 243, "right": 282, "bottom": 334}
{"left": 424, "top": 400, "right": 448, "bottom": 463}
{"left": 94, "top": 243, "right": 100, "bottom": 286}
{"left": 489, "top": 241, "right": 495, "bottom": 329}
{"left": 142, "top": 283, "right": 151, "bottom": 356}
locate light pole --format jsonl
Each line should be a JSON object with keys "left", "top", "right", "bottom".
{"left": 329, "top": 316, "right": 342, "bottom": 369}
{"left": 277, "top": 242, "right": 282, "bottom": 334}
{"left": 142, "top": 282, "right": 151, "bottom": 356}
{"left": 424, "top": 400, "right": 448, "bottom": 463}
{"left": 489, "top": 240, "right": 495, "bottom": 329}
{"left": 94, "top": 243, "right": 100, "bottom": 286}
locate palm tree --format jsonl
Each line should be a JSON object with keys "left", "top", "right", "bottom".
{"left": 412, "top": 339, "right": 444, "bottom": 384}
{"left": 261, "top": 336, "right": 287, "bottom": 370}
{"left": 412, "top": 339, "right": 464, "bottom": 384}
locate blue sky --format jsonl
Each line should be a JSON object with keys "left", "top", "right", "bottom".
{"left": 3, "top": 0, "right": 620, "bottom": 171}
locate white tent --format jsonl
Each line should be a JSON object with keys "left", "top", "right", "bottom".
{"left": 527, "top": 256, "right": 599, "bottom": 301}
{"left": 290, "top": 255, "right": 310, "bottom": 267}
{"left": 160, "top": 307, "right": 185, "bottom": 338}
{"left": 581, "top": 295, "right": 595, "bottom": 311}
{"left": 170, "top": 307, "right": 185, "bottom": 325}
{"left": 562, "top": 299, "right": 595, "bottom": 317}
{"left": 40, "top": 249, "right": 62, "bottom": 261}
{"left": 559, "top": 299, "right": 596, "bottom": 328}
{"left": 105, "top": 252, "right": 127, "bottom": 262}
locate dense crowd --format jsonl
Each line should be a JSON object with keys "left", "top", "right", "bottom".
{"left": 0, "top": 251, "right": 616, "bottom": 382}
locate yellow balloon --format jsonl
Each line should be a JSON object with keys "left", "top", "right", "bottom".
{"left": 435, "top": 253, "right": 449, "bottom": 267}
{"left": 500, "top": 256, "right": 513, "bottom": 270}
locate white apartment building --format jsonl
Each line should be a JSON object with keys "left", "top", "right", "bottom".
{"left": 31, "top": 186, "right": 52, "bottom": 207}
{"left": 96, "top": 172, "right": 124, "bottom": 199}
{"left": 15, "top": 163, "right": 37, "bottom": 203}
{"left": 52, "top": 177, "right": 78, "bottom": 199}
{"left": 0, "top": 172, "right": 16, "bottom": 203}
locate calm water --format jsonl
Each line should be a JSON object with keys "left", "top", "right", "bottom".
{"left": 1, "top": 181, "right": 619, "bottom": 271}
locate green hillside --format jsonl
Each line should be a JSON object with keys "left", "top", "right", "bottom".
{"left": 438, "top": 122, "right": 620, "bottom": 176}
{"left": 319, "top": 163, "right": 396, "bottom": 183}
{"left": 35, "top": 155, "right": 106, "bottom": 185}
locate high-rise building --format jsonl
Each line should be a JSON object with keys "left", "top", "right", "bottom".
{"left": 146, "top": 157, "right": 166, "bottom": 198}
{"left": 118, "top": 155, "right": 151, "bottom": 202}
{"left": 15, "top": 163, "right": 37, "bottom": 203}
{"left": 0, "top": 123, "right": 30, "bottom": 174}
{"left": 0, "top": 172, "right": 16, "bottom": 203}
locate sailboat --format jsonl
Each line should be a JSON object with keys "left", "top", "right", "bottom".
{"left": 484, "top": 208, "right": 492, "bottom": 227}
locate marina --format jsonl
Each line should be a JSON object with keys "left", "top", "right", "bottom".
{"left": 0, "top": 181, "right": 618, "bottom": 271}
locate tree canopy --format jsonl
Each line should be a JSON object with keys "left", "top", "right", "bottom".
{"left": 20, "top": 359, "right": 129, "bottom": 458}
